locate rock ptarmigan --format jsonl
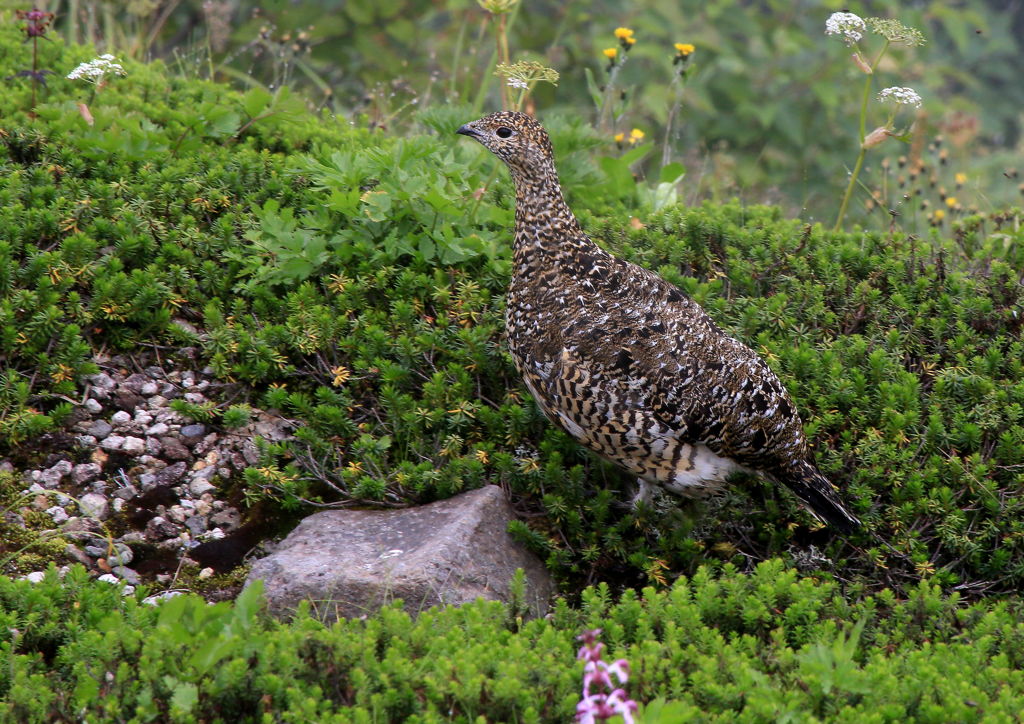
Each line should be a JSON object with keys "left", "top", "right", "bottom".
{"left": 457, "top": 111, "right": 860, "bottom": 533}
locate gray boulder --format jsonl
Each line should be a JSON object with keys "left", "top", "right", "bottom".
{"left": 246, "top": 486, "right": 553, "bottom": 622}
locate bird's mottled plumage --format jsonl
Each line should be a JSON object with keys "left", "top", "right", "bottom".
{"left": 457, "top": 111, "right": 860, "bottom": 532}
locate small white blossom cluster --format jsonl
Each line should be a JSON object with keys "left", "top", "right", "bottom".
{"left": 67, "top": 54, "right": 126, "bottom": 83}
{"left": 825, "top": 11, "right": 866, "bottom": 45}
{"left": 878, "top": 86, "right": 923, "bottom": 108}
{"left": 506, "top": 77, "right": 529, "bottom": 89}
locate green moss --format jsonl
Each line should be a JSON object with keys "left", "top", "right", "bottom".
{"left": 0, "top": 474, "right": 70, "bottom": 576}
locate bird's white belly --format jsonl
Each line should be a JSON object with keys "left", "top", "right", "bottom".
{"left": 663, "top": 443, "right": 747, "bottom": 494}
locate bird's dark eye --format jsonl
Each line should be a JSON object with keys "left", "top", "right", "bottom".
{"left": 495, "top": 126, "right": 513, "bottom": 139}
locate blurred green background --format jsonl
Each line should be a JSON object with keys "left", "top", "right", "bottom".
{"left": 6, "top": 0, "right": 1024, "bottom": 225}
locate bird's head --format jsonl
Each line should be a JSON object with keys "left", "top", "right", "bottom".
{"left": 456, "top": 111, "right": 556, "bottom": 183}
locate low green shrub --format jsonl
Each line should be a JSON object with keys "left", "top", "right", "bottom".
{"left": 2, "top": 561, "right": 1024, "bottom": 722}
{"left": 3, "top": 23, "right": 1024, "bottom": 597}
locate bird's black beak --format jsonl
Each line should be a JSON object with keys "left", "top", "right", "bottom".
{"left": 456, "top": 123, "right": 481, "bottom": 138}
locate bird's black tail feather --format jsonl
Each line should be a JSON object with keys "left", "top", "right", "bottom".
{"left": 779, "top": 460, "right": 861, "bottom": 534}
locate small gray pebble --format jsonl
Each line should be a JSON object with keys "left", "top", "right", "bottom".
{"left": 99, "top": 435, "right": 125, "bottom": 451}
{"left": 146, "top": 422, "right": 170, "bottom": 437}
{"left": 189, "top": 478, "right": 217, "bottom": 497}
{"left": 185, "top": 516, "right": 208, "bottom": 536}
{"left": 153, "top": 462, "right": 189, "bottom": 487}
{"left": 180, "top": 424, "right": 207, "bottom": 439}
{"left": 88, "top": 372, "right": 116, "bottom": 390}
{"left": 112, "top": 566, "right": 141, "bottom": 585}
{"left": 109, "top": 543, "right": 134, "bottom": 566}
{"left": 71, "top": 463, "right": 102, "bottom": 485}
{"left": 46, "top": 506, "right": 69, "bottom": 524}
{"left": 39, "top": 469, "right": 65, "bottom": 489}
{"left": 78, "top": 493, "right": 109, "bottom": 520}
{"left": 162, "top": 442, "right": 190, "bottom": 468}
{"left": 89, "top": 420, "right": 114, "bottom": 438}
{"left": 49, "top": 460, "right": 74, "bottom": 476}
{"left": 144, "top": 366, "right": 166, "bottom": 379}
{"left": 112, "top": 484, "right": 138, "bottom": 500}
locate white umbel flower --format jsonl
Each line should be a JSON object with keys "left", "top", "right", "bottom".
{"left": 67, "top": 54, "right": 126, "bottom": 83}
{"left": 506, "top": 77, "right": 529, "bottom": 89}
{"left": 825, "top": 12, "right": 866, "bottom": 45}
{"left": 878, "top": 86, "right": 923, "bottom": 108}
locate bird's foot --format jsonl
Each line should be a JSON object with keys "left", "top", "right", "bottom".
{"left": 630, "top": 478, "right": 655, "bottom": 508}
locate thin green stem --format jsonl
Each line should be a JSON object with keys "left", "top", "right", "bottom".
{"left": 598, "top": 59, "right": 625, "bottom": 134}
{"left": 662, "top": 73, "right": 685, "bottom": 168}
{"left": 449, "top": 15, "right": 468, "bottom": 100}
{"left": 834, "top": 40, "right": 890, "bottom": 231}
{"left": 497, "top": 14, "right": 509, "bottom": 109}
{"left": 30, "top": 35, "right": 38, "bottom": 113}
{"left": 513, "top": 85, "right": 528, "bottom": 112}
{"left": 471, "top": 46, "right": 499, "bottom": 116}
{"left": 834, "top": 147, "right": 866, "bottom": 233}
{"left": 467, "top": 164, "right": 500, "bottom": 225}
{"left": 68, "top": 0, "right": 79, "bottom": 45}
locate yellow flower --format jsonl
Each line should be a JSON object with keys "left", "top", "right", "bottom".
{"left": 614, "top": 27, "right": 634, "bottom": 40}
{"left": 625, "top": 36, "right": 636, "bottom": 45}
{"left": 955, "top": 172, "right": 967, "bottom": 185}
{"left": 331, "top": 365, "right": 351, "bottom": 386}
{"left": 674, "top": 43, "right": 695, "bottom": 56}
{"left": 613, "top": 132, "right": 625, "bottom": 143}
{"left": 629, "top": 128, "right": 645, "bottom": 144}
{"left": 945, "top": 196, "right": 957, "bottom": 208}
{"left": 603, "top": 47, "right": 618, "bottom": 59}
{"left": 933, "top": 209, "right": 946, "bottom": 221}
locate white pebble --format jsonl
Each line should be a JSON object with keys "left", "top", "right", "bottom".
{"left": 121, "top": 436, "right": 146, "bottom": 455}
{"left": 146, "top": 422, "right": 170, "bottom": 436}
{"left": 143, "top": 591, "right": 184, "bottom": 605}
{"left": 46, "top": 506, "right": 69, "bottom": 524}
{"left": 100, "top": 435, "right": 125, "bottom": 451}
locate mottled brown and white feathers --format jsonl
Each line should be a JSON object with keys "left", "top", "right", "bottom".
{"left": 457, "top": 111, "right": 860, "bottom": 533}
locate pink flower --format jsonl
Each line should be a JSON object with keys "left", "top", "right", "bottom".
{"left": 576, "top": 690, "right": 638, "bottom": 724}
{"left": 574, "top": 630, "right": 639, "bottom": 723}
{"left": 583, "top": 658, "right": 630, "bottom": 696}
{"left": 16, "top": 8, "right": 55, "bottom": 39}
